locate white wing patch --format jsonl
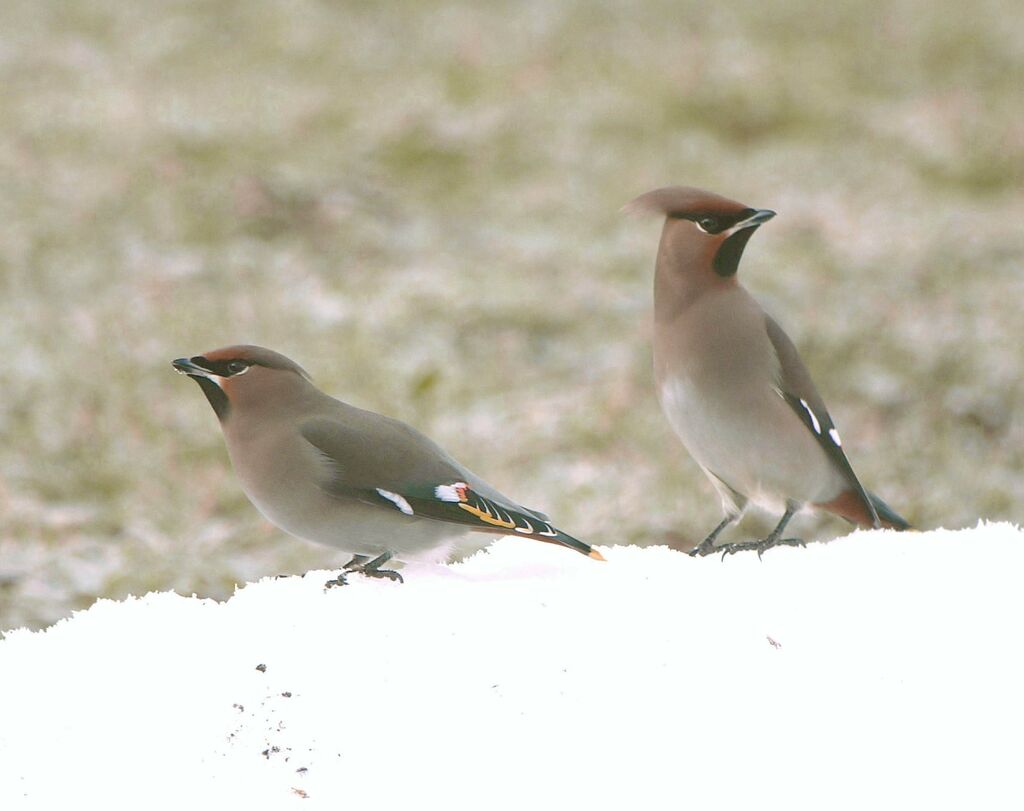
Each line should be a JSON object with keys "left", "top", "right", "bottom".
{"left": 799, "top": 398, "right": 822, "bottom": 434}
{"left": 828, "top": 427, "right": 842, "bottom": 446}
{"left": 435, "top": 483, "right": 469, "bottom": 502}
{"left": 376, "top": 488, "right": 414, "bottom": 515}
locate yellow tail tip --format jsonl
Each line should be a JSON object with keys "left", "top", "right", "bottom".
{"left": 589, "top": 549, "right": 606, "bottom": 562}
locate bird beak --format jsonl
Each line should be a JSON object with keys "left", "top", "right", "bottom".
{"left": 172, "top": 357, "right": 214, "bottom": 378}
{"left": 729, "top": 208, "right": 776, "bottom": 234}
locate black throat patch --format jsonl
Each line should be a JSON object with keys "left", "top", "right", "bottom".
{"left": 713, "top": 227, "right": 759, "bottom": 277}
{"left": 192, "top": 376, "right": 230, "bottom": 422}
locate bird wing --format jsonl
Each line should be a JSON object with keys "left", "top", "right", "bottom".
{"left": 298, "top": 414, "right": 594, "bottom": 554}
{"left": 764, "top": 315, "right": 880, "bottom": 527}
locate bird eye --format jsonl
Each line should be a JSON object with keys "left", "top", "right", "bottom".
{"left": 227, "top": 360, "right": 250, "bottom": 375}
{"left": 696, "top": 216, "right": 720, "bottom": 234}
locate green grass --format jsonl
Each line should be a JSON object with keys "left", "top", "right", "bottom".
{"left": 2, "top": 0, "right": 1023, "bottom": 629}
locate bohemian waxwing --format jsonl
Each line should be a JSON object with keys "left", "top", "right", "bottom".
{"left": 173, "top": 346, "right": 604, "bottom": 583}
{"left": 626, "top": 186, "right": 909, "bottom": 556}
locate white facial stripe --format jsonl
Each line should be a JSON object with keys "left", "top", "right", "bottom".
{"left": 376, "top": 488, "right": 414, "bottom": 515}
{"left": 828, "top": 428, "right": 842, "bottom": 446}
{"left": 799, "top": 398, "right": 822, "bottom": 434}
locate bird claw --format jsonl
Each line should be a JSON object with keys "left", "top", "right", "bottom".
{"left": 324, "top": 567, "right": 403, "bottom": 587}
{"left": 360, "top": 568, "right": 404, "bottom": 584}
{"left": 688, "top": 539, "right": 718, "bottom": 557}
{"left": 323, "top": 573, "right": 349, "bottom": 589}
{"left": 326, "top": 552, "right": 403, "bottom": 586}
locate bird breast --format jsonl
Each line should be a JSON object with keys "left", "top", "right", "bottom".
{"left": 654, "top": 287, "right": 844, "bottom": 507}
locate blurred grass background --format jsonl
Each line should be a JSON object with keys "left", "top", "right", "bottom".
{"left": 2, "top": 0, "right": 1022, "bottom": 630}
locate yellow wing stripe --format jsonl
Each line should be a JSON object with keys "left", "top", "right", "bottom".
{"left": 458, "top": 502, "right": 517, "bottom": 529}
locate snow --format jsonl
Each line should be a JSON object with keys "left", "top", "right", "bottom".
{"left": 2, "top": 523, "right": 1023, "bottom": 810}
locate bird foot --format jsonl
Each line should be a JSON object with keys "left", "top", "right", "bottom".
{"left": 719, "top": 536, "right": 806, "bottom": 559}
{"left": 327, "top": 552, "right": 404, "bottom": 585}
{"left": 323, "top": 567, "right": 404, "bottom": 588}
{"left": 687, "top": 538, "right": 720, "bottom": 558}
{"left": 358, "top": 568, "right": 404, "bottom": 583}
{"left": 330, "top": 555, "right": 405, "bottom": 585}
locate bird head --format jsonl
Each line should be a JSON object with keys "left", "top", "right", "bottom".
{"left": 172, "top": 345, "right": 311, "bottom": 422}
{"left": 625, "top": 186, "right": 775, "bottom": 279}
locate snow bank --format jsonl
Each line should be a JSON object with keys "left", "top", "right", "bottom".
{"left": 2, "top": 524, "right": 1022, "bottom": 810}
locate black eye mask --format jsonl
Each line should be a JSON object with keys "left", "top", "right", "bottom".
{"left": 190, "top": 357, "right": 252, "bottom": 377}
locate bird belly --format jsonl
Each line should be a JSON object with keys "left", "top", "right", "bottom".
{"left": 658, "top": 374, "right": 845, "bottom": 511}
{"left": 248, "top": 487, "right": 465, "bottom": 562}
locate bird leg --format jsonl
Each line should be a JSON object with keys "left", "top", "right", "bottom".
{"left": 359, "top": 552, "right": 404, "bottom": 583}
{"left": 324, "top": 552, "right": 404, "bottom": 588}
{"left": 688, "top": 515, "right": 737, "bottom": 557}
{"left": 719, "top": 505, "right": 806, "bottom": 559}
{"left": 343, "top": 555, "right": 370, "bottom": 571}
{"left": 323, "top": 555, "right": 368, "bottom": 588}
{"left": 322, "top": 572, "right": 349, "bottom": 589}
{"left": 348, "top": 552, "right": 404, "bottom": 583}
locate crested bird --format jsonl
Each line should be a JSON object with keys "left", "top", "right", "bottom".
{"left": 173, "top": 345, "right": 604, "bottom": 583}
{"left": 626, "top": 186, "right": 909, "bottom": 556}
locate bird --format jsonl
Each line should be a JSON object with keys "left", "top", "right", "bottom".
{"left": 625, "top": 185, "right": 909, "bottom": 557}
{"left": 172, "top": 345, "right": 604, "bottom": 584}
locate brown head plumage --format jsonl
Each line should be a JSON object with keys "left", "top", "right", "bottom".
{"left": 625, "top": 185, "right": 776, "bottom": 282}
{"left": 198, "top": 345, "right": 311, "bottom": 378}
{"left": 172, "top": 345, "right": 312, "bottom": 421}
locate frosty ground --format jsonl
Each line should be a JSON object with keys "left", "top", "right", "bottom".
{"left": 1, "top": 524, "right": 1021, "bottom": 809}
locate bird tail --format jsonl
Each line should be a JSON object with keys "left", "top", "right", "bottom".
{"left": 816, "top": 488, "right": 910, "bottom": 531}
{"left": 867, "top": 491, "right": 911, "bottom": 530}
{"left": 529, "top": 527, "right": 606, "bottom": 561}
{"left": 544, "top": 528, "right": 606, "bottom": 561}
